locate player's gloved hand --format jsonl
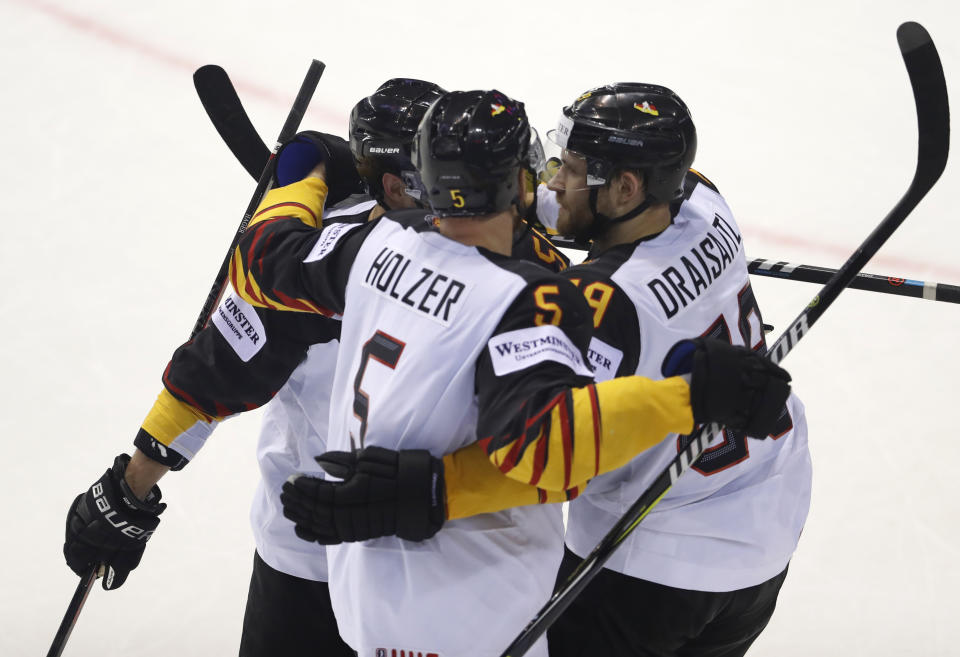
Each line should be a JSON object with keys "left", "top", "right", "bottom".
{"left": 63, "top": 454, "right": 165, "bottom": 590}
{"left": 281, "top": 446, "right": 445, "bottom": 544}
{"left": 663, "top": 338, "right": 791, "bottom": 437}
{"left": 274, "top": 131, "right": 364, "bottom": 206}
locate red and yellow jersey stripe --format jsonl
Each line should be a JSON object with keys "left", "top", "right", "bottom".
{"left": 479, "top": 375, "right": 693, "bottom": 493}
{"left": 229, "top": 176, "right": 333, "bottom": 314}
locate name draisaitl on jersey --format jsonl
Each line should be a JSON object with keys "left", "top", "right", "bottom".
{"left": 647, "top": 213, "right": 743, "bottom": 319}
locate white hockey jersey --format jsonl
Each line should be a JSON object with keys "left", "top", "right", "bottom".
{"left": 231, "top": 200, "right": 609, "bottom": 657}
{"left": 324, "top": 218, "right": 574, "bottom": 657}
{"left": 247, "top": 196, "right": 575, "bottom": 585}
{"left": 562, "top": 172, "right": 813, "bottom": 592}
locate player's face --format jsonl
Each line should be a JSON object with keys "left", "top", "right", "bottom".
{"left": 548, "top": 150, "right": 595, "bottom": 236}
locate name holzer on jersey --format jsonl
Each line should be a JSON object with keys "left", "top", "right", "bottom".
{"left": 647, "top": 214, "right": 742, "bottom": 319}
{"left": 364, "top": 247, "right": 466, "bottom": 323}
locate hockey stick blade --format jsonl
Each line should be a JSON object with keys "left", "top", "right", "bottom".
{"left": 46, "top": 566, "right": 98, "bottom": 657}
{"left": 189, "top": 59, "right": 325, "bottom": 339}
{"left": 499, "top": 21, "right": 948, "bottom": 657}
{"left": 194, "top": 65, "right": 271, "bottom": 180}
{"left": 766, "top": 20, "right": 948, "bottom": 364}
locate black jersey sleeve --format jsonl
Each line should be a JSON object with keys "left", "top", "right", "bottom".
{"left": 229, "top": 177, "right": 378, "bottom": 317}
{"left": 133, "top": 308, "right": 339, "bottom": 469}
{"left": 474, "top": 274, "right": 595, "bottom": 491}
{"left": 472, "top": 272, "right": 696, "bottom": 492}
{"left": 134, "top": 182, "right": 375, "bottom": 469}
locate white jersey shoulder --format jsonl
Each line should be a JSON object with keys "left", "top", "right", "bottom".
{"left": 566, "top": 177, "right": 812, "bottom": 593}
{"left": 613, "top": 178, "right": 760, "bottom": 370}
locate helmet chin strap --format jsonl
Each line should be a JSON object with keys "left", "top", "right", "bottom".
{"left": 575, "top": 187, "right": 654, "bottom": 243}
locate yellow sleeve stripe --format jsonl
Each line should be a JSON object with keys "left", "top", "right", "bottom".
{"left": 590, "top": 375, "right": 694, "bottom": 478}
{"left": 443, "top": 442, "right": 543, "bottom": 519}
{"left": 228, "top": 227, "right": 328, "bottom": 314}
{"left": 230, "top": 243, "right": 268, "bottom": 307}
{"left": 249, "top": 177, "right": 328, "bottom": 229}
{"left": 140, "top": 388, "right": 217, "bottom": 448}
{"left": 485, "top": 376, "right": 694, "bottom": 492}
{"left": 229, "top": 176, "right": 332, "bottom": 312}
{"left": 443, "top": 441, "right": 581, "bottom": 520}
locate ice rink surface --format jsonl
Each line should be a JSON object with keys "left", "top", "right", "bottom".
{"left": 1, "top": 0, "right": 957, "bottom": 655}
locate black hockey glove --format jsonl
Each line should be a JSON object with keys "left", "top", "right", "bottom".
{"left": 663, "top": 338, "right": 791, "bottom": 437}
{"left": 280, "top": 446, "right": 445, "bottom": 544}
{"left": 63, "top": 454, "right": 165, "bottom": 590}
{"left": 274, "top": 130, "right": 364, "bottom": 206}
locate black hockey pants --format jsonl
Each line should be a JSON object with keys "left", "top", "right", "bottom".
{"left": 548, "top": 546, "right": 788, "bottom": 657}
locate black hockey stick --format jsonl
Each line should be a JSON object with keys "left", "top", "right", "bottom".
{"left": 499, "top": 20, "right": 948, "bottom": 657}
{"left": 556, "top": 236, "right": 960, "bottom": 304}
{"left": 194, "top": 65, "right": 271, "bottom": 181}
{"left": 194, "top": 68, "right": 960, "bottom": 308}
{"left": 551, "top": 234, "right": 960, "bottom": 305}
{"left": 747, "top": 258, "right": 960, "bottom": 304}
{"left": 45, "top": 62, "right": 326, "bottom": 657}
{"left": 46, "top": 567, "right": 98, "bottom": 657}
{"left": 189, "top": 59, "right": 325, "bottom": 339}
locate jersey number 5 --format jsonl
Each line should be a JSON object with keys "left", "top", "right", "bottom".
{"left": 352, "top": 330, "right": 405, "bottom": 449}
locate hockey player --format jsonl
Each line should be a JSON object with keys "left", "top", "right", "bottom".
{"left": 60, "top": 78, "right": 574, "bottom": 657}
{"left": 539, "top": 84, "right": 811, "bottom": 657}
{"left": 286, "top": 83, "right": 811, "bottom": 657}
{"left": 61, "top": 124, "right": 363, "bottom": 657}
{"left": 228, "top": 88, "right": 793, "bottom": 657}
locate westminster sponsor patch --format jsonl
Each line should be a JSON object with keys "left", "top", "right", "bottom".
{"left": 304, "top": 221, "right": 363, "bottom": 263}
{"left": 586, "top": 336, "right": 623, "bottom": 382}
{"left": 212, "top": 288, "right": 266, "bottom": 362}
{"left": 488, "top": 325, "right": 592, "bottom": 377}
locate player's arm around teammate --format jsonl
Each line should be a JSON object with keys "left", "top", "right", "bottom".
{"left": 223, "top": 91, "right": 792, "bottom": 545}
{"left": 229, "top": 145, "right": 697, "bottom": 500}
{"left": 61, "top": 132, "right": 362, "bottom": 591}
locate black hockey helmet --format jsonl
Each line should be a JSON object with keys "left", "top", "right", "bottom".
{"left": 550, "top": 82, "right": 697, "bottom": 203}
{"left": 349, "top": 78, "right": 447, "bottom": 205}
{"left": 412, "top": 89, "right": 530, "bottom": 217}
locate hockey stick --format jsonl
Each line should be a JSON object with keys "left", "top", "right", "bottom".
{"left": 747, "top": 258, "right": 960, "bottom": 304}
{"left": 551, "top": 235, "right": 960, "bottom": 304}
{"left": 499, "top": 21, "right": 949, "bottom": 657}
{"left": 193, "top": 68, "right": 960, "bottom": 308}
{"left": 45, "top": 62, "right": 326, "bottom": 657}
{"left": 189, "top": 59, "right": 325, "bottom": 339}
{"left": 194, "top": 65, "right": 271, "bottom": 181}
{"left": 46, "top": 567, "right": 99, "bottom": 657}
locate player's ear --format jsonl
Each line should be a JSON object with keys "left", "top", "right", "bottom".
{"left": 381, "top": 172, "right": 406, "bottom": 208}
{"left": 616, "top": 169, "right": 644, "bottom": 204}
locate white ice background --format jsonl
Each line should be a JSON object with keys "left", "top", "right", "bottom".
{"left": 1, "top": 1, "right": 958, "bottom": 655}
